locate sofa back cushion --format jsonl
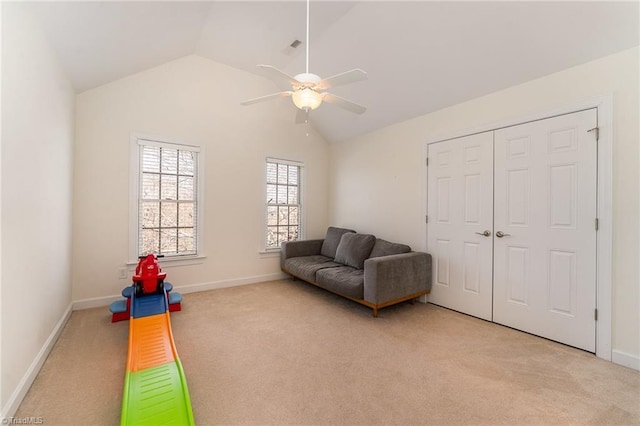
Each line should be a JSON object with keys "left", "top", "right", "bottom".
{"left": 321, "top": 226, "right": 356, "bottom": 258}
{"left": 334, "top": 233, "right": 376, "bottom": 269}
{"left": 369, "top": 238, "right": 411, "bottom": 258}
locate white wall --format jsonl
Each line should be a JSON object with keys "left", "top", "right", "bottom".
{"left": 1, "top": 2, "right": 75, "bottom": 414}
{"left": 73, "top": 54, "right": 330, "bottom": 302}
{"left": 330, "top": 47, "right": 639, "bottom": 362}
{"left": 0, "top": 1, "right": 4, "bottom": 409}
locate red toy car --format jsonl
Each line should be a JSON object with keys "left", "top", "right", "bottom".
{"left": 133, "top": 254, "right": 166, "bottom": 297}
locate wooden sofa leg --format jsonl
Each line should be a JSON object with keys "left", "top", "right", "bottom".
{"left": 409, "top": 298, "right": 415, "bottom": 305}
{"left": 372, "top": 307, "right": 378, "bottom": 318}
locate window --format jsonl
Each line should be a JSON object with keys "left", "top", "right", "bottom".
{"left": 131, "top": 136, "right": 202, "bottom": 259}
{"left": 265, "top": 158, "right": 303, "bottom": 250}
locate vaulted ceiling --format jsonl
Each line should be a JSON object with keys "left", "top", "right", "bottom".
{"left": 26, "top": 1, "right": 639, "bottom": 142}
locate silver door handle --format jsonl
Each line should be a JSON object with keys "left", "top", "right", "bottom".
{"left": 475, "top": 230, "right": 491, "bottom": 237}
{"left": 496, "top": 231, "right": 511, "bottom": 238}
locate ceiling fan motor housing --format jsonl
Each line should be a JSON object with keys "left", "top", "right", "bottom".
{"left": 294, "top": 72, "right": 321, "bottom": 84}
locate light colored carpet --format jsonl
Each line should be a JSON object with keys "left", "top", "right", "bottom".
{"left": 16, "top": 279, "right": 640, "bottom": 425}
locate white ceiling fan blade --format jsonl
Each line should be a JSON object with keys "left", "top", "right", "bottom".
{"left": 240, "top": 91, "right": 292, "bottom": 106}
{"left": 295, "top": 108, "right": 309, "bottom": 124}
{"left": 257, "top": 64, "right": 298, "bottom": 86}
{"left": 316, "top": 69, "right": 367, "bottom": 90}
{"left": 322, "top": 93, "right": 367, "bottom": 114}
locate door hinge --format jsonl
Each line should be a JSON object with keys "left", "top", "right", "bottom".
{"left": 588, "top": 127, "right": 600, "bottom": 141}
{"left": 425, "top": 215, "right": 428, "bottom": 223}
{"left": 594, "top": 308, "right": 598, "bottom": 321}
{"left": 425, "top": 157, "right": 429, "bottom": 166}
{"left": 595, "top": 218, "right": 599, "bottom": 231}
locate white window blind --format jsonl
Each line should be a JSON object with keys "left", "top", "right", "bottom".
{"left": 265, "top": 158, "right": 303, "bottom": 249}
{"left": 137, "top": 140, "right": 199, "bottom": 257}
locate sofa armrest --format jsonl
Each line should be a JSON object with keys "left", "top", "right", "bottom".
{"left": 280, "top": 239, "right": 324, "bottom": 269}
{"left": 363, "top": 252, "right": 432, "bottom": 304}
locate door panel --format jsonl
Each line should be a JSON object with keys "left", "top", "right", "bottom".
{"left": 506, "top": 245, "right": 528, "bottom": 305}
{"left": 493, "top": 109, "right": 597, "bottom": 352}
{"left": 427, "top": 132, "right": 494, "bottom": 321}
{"left": 507, "top": 169, "right": 529, "bottom": 226}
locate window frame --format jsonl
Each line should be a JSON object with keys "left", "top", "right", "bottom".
{"left": 129, "top": 134, "right": 205, "bottom": 264}
{"left": 263, "top": 157, "right": 305, "bottom": 252}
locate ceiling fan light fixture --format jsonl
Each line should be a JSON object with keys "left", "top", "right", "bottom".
{"left": 292, "top": 88, "right": 322, "bottom": 111}
{"left": 240, "top": 0, "right": 367, "bottom": 119}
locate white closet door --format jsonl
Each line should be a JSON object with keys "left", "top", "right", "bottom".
{"left": 427, "top": 132, "right": 494, "bottom": 321}
{"left": 493, "top": 109, "right": 598, "bottom": 352}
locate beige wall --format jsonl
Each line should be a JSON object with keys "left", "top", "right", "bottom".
{"left": 330, "top": 47, "right": 639, "bottom": 361}
{"left": 1, "top": 3, "right": 75, "bottom": 412}
{"left": 73, "top": 55, "right": 330, "bottom": 302}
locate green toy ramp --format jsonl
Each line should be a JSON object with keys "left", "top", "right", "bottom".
{"left": 121, "top": 360, "right": 194, "bottom": 426}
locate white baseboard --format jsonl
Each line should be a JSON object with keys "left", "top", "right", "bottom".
{"left": 612, "top": 350, "right": 640, "bottom": 371}
{"left": 73, "top": 294, "right": 123, "bottom": 311}
{"left": 175, "top": 272, "right": 288, "bottom": 295}
{"left": 72, "top": 272, "right": 289, "bottom": 310}
{"left": 0, "top": 303, "right": 73, "bottom": 420}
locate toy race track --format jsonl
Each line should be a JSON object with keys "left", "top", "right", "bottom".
{"left": 111, "top": 254, "right": 194, "bottom": 426}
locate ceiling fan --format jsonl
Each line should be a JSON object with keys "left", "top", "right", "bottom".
{"left": 240, "top": 0, "right": 367, "bottom": 124}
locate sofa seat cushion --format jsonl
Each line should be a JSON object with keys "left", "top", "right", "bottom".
{"left": 320, "top": 227, "right": 356, "bottom": 258}
{"left": 316, "top": 266, "right": 365, "bottom": 299}
{"left": 334, "top": 233, "right": 376, "bottom": 269}
{"left": 369, "top": 238, "right": 411, "bottom": 258}
{"left": 284, "top": 255, "right": 342, "bottom": 283}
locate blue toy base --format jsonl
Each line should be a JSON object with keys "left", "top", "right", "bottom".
{"left": 109, "top": 299, "right": 128, "bottom": 314}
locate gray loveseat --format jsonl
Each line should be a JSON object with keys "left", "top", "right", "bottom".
{"left": 281, "top": 227, "right": 432, "bottom": 317}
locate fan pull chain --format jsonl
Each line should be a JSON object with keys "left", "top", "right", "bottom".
{"left": 304, "top": 109, "right": 310, "bottom": 136}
